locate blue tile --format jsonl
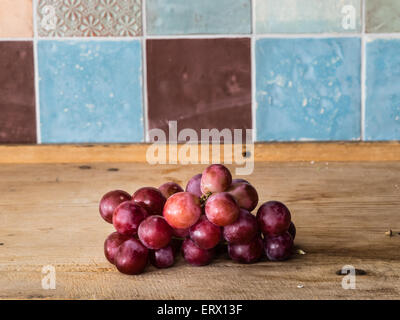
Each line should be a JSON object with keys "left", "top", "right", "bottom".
{"left": 365, "top": 39, "right": 400, "bottom": 141}
{"left": 256, "top": 0, "right": 361, "bottom": 33}
{"left": 146, "top": 0, "right": 251, "bottom": 35}
{"left": 38, "top": 40, "right": 144, "bottom": 143}
{"left": 256, "top": 38, "right": 361, "bottom": 141}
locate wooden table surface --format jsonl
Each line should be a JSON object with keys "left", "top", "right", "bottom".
{"left": 0, "top": 162, "right": 399, "bottom": 300}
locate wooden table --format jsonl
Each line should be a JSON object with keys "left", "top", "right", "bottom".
{"left": 0, "top": 162, "right": 399, "bottom": 299}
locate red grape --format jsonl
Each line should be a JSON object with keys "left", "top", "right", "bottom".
{"left": 190, "top": 216, "right": 221, "bottom": 250}
{"left": 113, "top": 202, "right": 148, "bottom": 236}
{"left": 172, "top": 227, "right": 190, "bottom": 238}
{"left": 114, "top": 238, "right": 148, "bottom": 275}
{"left": 159, "top": 182, "right": 183, "bottom": 199}
{"left": 200, "top": 164, "right": 232, "bottom": 194}
{"left": 99, "top": 190, "right": 131, "bottom": 223}
{"left": 232, "top": 178, "right": 250, "bottom": 184}
{"left": 227, "top": 181, "right": 259, "bottom": 211}
{"left": 149, "top": 245, "right": 175, "bottom": 268}
{"left": 138, "top": 216, "right": 173, "bottom": 250}
{"left": 264, "top": 232, "right": 293, "bottom": 261}
{"left": 104, "top": 232, "right": 130, "bottom": 264}
{"left": 100, "top": 166, "right": 297, "bottom": 274}
{"left": 132, "top": 187, "right": 166, "bottom": 216}
{"left": 256, "top": 201, "right": 291, "bottom": 236}
{"left": 163, "top": 192, "right": 202, "bottom": 229}
{"left": 182, "top": 238, "right": 215, "bottom": 266}
{"left": 288, "top": 222, "right": 296, "bottom": 240}
{"left": 205, "top": 192, "right": 239, "bottom": 226}
{"left": 185, "top": 173, "right": 202, "bottom": 198}
{"left": 228, "top": 237, "right": 263, "bottom": 264}
{"left": 223, "top": 209, "right": 259, "bottom": 244}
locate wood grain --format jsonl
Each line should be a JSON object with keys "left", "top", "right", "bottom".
{"left": 2, "top": 142, "right": 400, "bottom": 164}
{"left": 0, "top": 162, "right": 399, "bottom": 299}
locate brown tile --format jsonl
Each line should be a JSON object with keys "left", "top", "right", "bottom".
{"left": 146, "top": 38, "right": 252, "bottom": 142}
{"left": 0, "top": 42, "right": 36, "bottom": 144}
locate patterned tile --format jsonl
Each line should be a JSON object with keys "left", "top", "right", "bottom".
{"left": 366, "top": 0, "right": 400, "bottom": 33}
{"left": 0, "top": 42, "right": 36, "bottom": 144}
{"left": 146, "top": 39, "right": 252, "bottom": 142}
{"left": 38, "top": 40, "right": 144, "bottom": 143}
{"left": 146, "top": 0, "right": 251, "bottom": 35}
{"left": 37, "top": 0, "right": 142, "bottom": 37}
{"left": 365, "top": 39, "right": 400, "bottom": 140}
{"left": 0, "top": 0, "right": 33, "bottom": 37}
{"left": 255, "top": 0, "right": 361, "bottom": 33}
{"left": 256, "top": 38, "right": 361, "bottom": 141}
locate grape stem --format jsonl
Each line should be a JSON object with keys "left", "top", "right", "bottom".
{"left": 200, "top": 192, "right": 212, "bottom": 206}
{"left": 172, "top": 236, "right": 185, "bottom": 241}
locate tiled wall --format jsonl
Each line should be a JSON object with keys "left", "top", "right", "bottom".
{"left": 1, "top": 0, "right": 400, "bottom": 144}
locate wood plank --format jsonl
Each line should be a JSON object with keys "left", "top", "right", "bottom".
{"left": 0, "top": 162, "right": 399, "bottom": 299}
{"left": 2, "top": 142, "right": 400, "bottom": 164}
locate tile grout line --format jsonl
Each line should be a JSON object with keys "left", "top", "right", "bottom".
{"left": 0, "top": 38, "right": 34, "bottom": 41}
{"left": 146, "top": 34, "right": 253, "bottom": 39}
{"left": 254, "top": 33, "right": 362, "bottom": 39}
{"left": 36, "top": 36, "right": 143, "bottom": 41}
{"left": 142, "top": 0, "right": 149, "bottom": 143}
{"left": 366, "top": 33, "right": 400, "bottom": 38}
{"left": 33, "top": 0, "right": 41, "bottom": 144}
{"left": 251, "top": 0, "right": 257, "bottom": 143}
{"left": 5, "top": 33, "right": 400, "bottom": 41}
{"left": 361, "top": 0, "right": 366, "bottom": 141}
{"left": 4, "top": 32, "right": 400, "bottom": 41}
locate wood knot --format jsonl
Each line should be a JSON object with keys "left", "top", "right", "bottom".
{"left": 336, "top": 269, "right": 367, "bottom": 276}
{"left": 242, "top": 151, "right": 251, "bottom": 158}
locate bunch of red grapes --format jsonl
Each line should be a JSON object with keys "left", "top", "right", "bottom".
{"left": 99, "top": 164, "right": 296, "bottom": 275}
